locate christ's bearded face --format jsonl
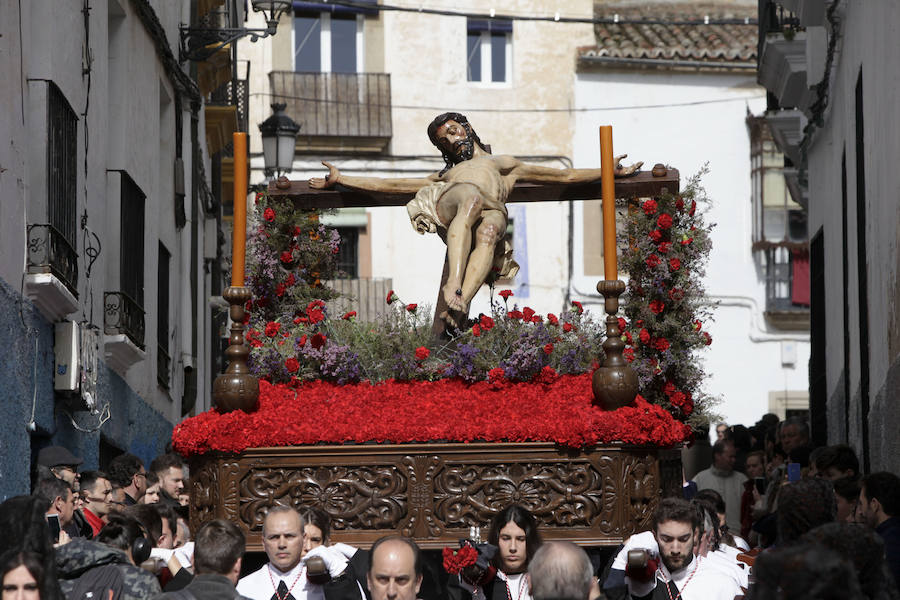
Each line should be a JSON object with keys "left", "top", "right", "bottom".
{"left": 435, "top": 120, "right": 475, "bottom": 163}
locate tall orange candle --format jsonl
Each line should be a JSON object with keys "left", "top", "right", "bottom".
{"left": 599, "top": 126, "right": 617, "bottom": 281}
{"left": 231, "top": 132, "right": 248, "bottom": 287}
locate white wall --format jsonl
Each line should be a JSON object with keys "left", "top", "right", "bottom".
{"left": 574, "top": 69, "right": 810, "bottom": 428}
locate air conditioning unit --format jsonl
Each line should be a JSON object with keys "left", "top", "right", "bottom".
{"left": 54, "top": 321, "right": 100, "bottom": 413}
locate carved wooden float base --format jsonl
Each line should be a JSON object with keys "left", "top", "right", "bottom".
{"left": 189, "top": 442, "right": 682, "bottom": 551}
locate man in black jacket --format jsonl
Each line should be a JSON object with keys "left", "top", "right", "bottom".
{"left": 155, "top": 519, "right": 250, "bottom": 600}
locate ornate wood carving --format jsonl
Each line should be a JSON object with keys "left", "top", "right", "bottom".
{"left": 190, "top": 443, "right": 681, "bottom": 550}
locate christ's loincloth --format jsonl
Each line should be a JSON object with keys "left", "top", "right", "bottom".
{"left": 406, "top": 181, "right": 519, "bottom": 279}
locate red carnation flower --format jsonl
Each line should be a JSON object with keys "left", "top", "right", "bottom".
{"left": 649, "top": 300, "right": 665, "bottom": 314}
{"left": 654, "top": 337, "right": 670, "bottom": 352}
{"left": 702, "top": 331, "right": 712, "bottom": 345}
{"left": 571, "top": 300, "right": 584, "bottom": 314}
{"left": 498, "top": 289, "right": 514, "bottom": 300}
{"left": 547, "top": 313, "right": 559, "bottom": 325}
{"left": 543, "top": 343, "right": 554, "bottom": 355}
{"left": 285, "top": 273, "right": 296, "bottom": 286}
{"left": 442, "top": 544, "right": 478, "bottom": 575}
{"left": 531, "top": 315, "right": 542, "bottom": 324}
{"left": 507, "top": 310, "right": 524, "bottom": 320}
{"left": 341, "top": 311, "right": 357, "bottom": 320}
{"left": 562, "top": 322, "right": 573, "bottom": 333}
{"left": 639, "top": 328, "right": 650, "bottom": 344}
{"left": 307, "top": 299, "right": 326, "bottom": 312}
{"left": 488, "top": 367, "right": 505, "bottom": 383}
{"left": 668, "top": 288, "right": 685, "bottom": 302}
{"left": 311, "top": 333, "right": 326, "bottom": 349}
{"left": 263, "top": 207, "right": 276, "bottom": 222}
{"left": 472, "top": 324, "right": 481, "bottom": 337}
{"left": 623, "top": 331, "right": 633, "bottom": 345}
{"left": 285, "top": 357, "right": 299, "bottom": 373}
{"left": 657, "top": 213, "right": 673, "bottom": 230}
{"left": 415, "top": 346, "right": 430, "bottom": 361}
{"left": 680, "top": 237, "right": 694, "bottom": 246}
{"left": 480, "top": 315, "right": 495, "bottom": 330}
{"left": 664, "top": 381, "right": 677, "bottom": 396}
{"left": 617, "top": 317, "right": 627, "bottom": 330}
{"left": 675, "top": 197, "right": 685, "bottom": 211}
{"left": 279, "top": 250, "right": 293, "bottom": 265}
{"left": 275, "top": 283, "right": 286, "bottom": 297}
{"left": 293, "top": 317, "right": 302, "bottom": 325}
{"left": 689, "top": 200, "right": 697, "bottom": 215}
{"left": 658, "top": 242, "right": 672, "bottom": 255}
{"left": 522, "top": 307, "right": 535, "bottom": 322}
{"left": 534, "top": 365, "right": 558, "bottom": 384}
{"left": 649, "top": 229, "right": 663, "bottom": 243}
{"left": 692, "top": 319, "right": 702, "bottom": 331}
{"left": 386, "top": 290, "right": 398, "bottom": 304}
{"left": 307, "top": 308, "right": 325, "bottom": 324}
{"left": 298, "top": 334, "right": 307, "bottom": 347}
{"left": 293, "top": 226, "right": 301, "bottom": 237}
{"left": 623, "top": 347, "right": 635, "bottom": 362}
{"left": 406, "top": 303, "right": 418, "bottom": 313}
{"left": 264, "top": 322, "right": 281, "bottom": 337}
{"left": 669, "top": 258, "right": 681, "bottom": 271}
{"left": 646, "top": 254, "right": 662, "bottom": 268}
{"left": 642, "top": 199, "right": 658, "bottom": 216}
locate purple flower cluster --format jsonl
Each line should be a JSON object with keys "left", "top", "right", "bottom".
{"left": 301, "top": 341, "right": 361, "bottom": 385}
{"left": 445, "top": 343, "right": 482, "bottom": 383}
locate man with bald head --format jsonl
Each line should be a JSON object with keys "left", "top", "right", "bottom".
{"left": 528, "top": 542, "right": 594, "bottom": 600}
{"left": 238, "top": 506, "right": 364, "bottom": 600}
{"left": 367, "top": 536, "right": 422, "bottom": 600}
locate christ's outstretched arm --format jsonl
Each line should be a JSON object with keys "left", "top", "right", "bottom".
{"left": 507, "top": 154, "right": 642, "bottom": 185}
{"left": 309, "top": 161, "right": 439, "bottom": 194}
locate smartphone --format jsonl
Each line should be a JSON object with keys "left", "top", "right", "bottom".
{"left": 754, "top": 477, "right": 767, "bottom": 494}
{"left": 46, "top": 514, "right": 60, "bottom": 543}
{"left": 787, "top": 462, "right": 802, "bottom": 483}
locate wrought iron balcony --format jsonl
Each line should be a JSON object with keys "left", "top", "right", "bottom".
{"left": 269, "top": 71, "right": 392, "bottom": 152}
{"left": 27, "top": 223, "right": 78, "bottom": 296}
{"left": 104, "top": 291, "right": 146, "bottom": 349}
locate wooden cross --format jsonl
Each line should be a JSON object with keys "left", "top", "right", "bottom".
{"left": 268, "top": 169, "right": 680, "bottom": 336}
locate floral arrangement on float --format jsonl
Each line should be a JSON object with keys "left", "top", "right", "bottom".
{"left": 172, "top": 173, "right": 715, "bottom": 456}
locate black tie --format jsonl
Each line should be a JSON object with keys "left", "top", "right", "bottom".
{"left": 272, "top": 580, "right": 296, "bottom": 600}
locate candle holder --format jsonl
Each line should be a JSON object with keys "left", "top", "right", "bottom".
{"left": 212, "top": 286, "right": 260, "bottom": 413}
{"left": 592, "top": 280, "right": 639, "bottom": 410}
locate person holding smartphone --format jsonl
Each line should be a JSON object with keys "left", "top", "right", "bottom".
{"left": 33, "top": 477, "right": 76, "bottom": 546}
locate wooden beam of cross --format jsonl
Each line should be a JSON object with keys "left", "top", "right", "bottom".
{"left": 268, "top": 169, "right": 680, "bottom": 337}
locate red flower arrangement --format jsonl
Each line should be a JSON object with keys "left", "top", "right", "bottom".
{"left": 171, "top": 374, "right": 692, "bottom": 456}
{"left": 498, "top": 289, "right": 513, "bottom": 300}
{"left": 443, "top": 544, "right": 479, "bottom": 575}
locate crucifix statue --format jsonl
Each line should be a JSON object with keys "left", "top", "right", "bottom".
{"left": 310, "top": 112, "right": 642, "bottom": 329}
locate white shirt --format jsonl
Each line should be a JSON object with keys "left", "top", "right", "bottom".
{"left": 626, "top": 556, "right": 741, "bottom": 600}
{"left": 463, "top": 570, "right": 532, "bottom": 600}
{"left": 238, "top": 562, "right": 322, "bottom": 600}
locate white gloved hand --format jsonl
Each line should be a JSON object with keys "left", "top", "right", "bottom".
{"left": 174, "top": 542, "right": 194, "bottom": 569}
{"left": 330, "top": 543, "right": 358, "bottom": 559}
{"left": 303, "top": 545, "right": 349, "bottom": 578}
{"left": 150, "top": 547, "right": 175, "bottom": 562}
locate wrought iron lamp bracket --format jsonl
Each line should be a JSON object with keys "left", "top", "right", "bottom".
{"left": 178, "top": 21, "right": 277, "bottom": 63}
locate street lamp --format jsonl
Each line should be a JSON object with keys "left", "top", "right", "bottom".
{"left": 179, "top": 0, "right": 293, "bottom": 62}
{"left": 259, "top": 103, "right": 300, "bottom": 177}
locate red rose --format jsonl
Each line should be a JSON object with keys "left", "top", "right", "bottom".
{"left": 263, "top": 207, "right": 276, "bottom": 222}
{"left": 498, "top": 289, "right": 514, "bottom": 300}
{"left": 547, "top": 313, "right": 559, "bottom": 325}
{"left": 311, "top": 333, "right": 326, "bottom": 349}
{"left": 507, "top": 310, "right": 524, "bottom": 320}
{"left": 415, "top": 346, "right": 430, "bottom": 361}
{"left": 341, "top": 311, "right": 357, "bottom": 320}
{"left": 480, "top": 315, "right": 495, "bottom": 330}
{"left": 675, "top": 197, "right": 685, "bottom": 211}
{"left": 657, "top": 213, "right": 673, "bottom": 230}
{"left": 646, "top": 254, "right": 661, "bottom": 268}
{"left": 642, "top": 199, "right": 658, "bottom": 216}
{"left": 406, "top": 303, "right": 417, "bottom": 313}
{"left": 669, "top": 258, "right": 681, "bottom": 271}
{"left": 639, "top": 328, "right": 650, "bottom": 344}
{"left": 571, "top": 300, "right": 584, "bottom": 314}
{"left": 649, "top": 300, "right": 665, "bottom": 314}
{"left": 563, "top": 322, "right": 573, "bottom": 333}
{"left": 654, "top": 337, "right": 670, "bottom": 351}
{"left": 543, "top": 343, "right": 554, "bottom": 355}
{"left": 285, "top": 357, "right": 299, "bottom": 373}
{"left": 280, "top": 251, "right": 293, "bottom": 265}
{"left": 264, "top": 322, "right": 281, "bottom": 337}
{"left": 522, "top": 307, "right": 535, "bottom": 322}
{"left": 658, "top": 242, "right": 671, "bottom": 255}
{"left": 472, "top": 324, "right": 481, "bottom": 337}
{"left": 649, "top": 229, "right": 663, "bottom": 243}
{"left": 386, "top": 290, "right": 398, "bottom": 304}
{"left": 689, "top": 200, "right": 697, "bottom": 216}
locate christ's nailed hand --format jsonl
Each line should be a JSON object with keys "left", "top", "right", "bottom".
{"left": 309, "top": 161, "right": 340, "bottom": 189}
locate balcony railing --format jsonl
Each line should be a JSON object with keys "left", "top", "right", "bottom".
{"left": 758, "top": 0, "right": 801, "bottom": 62}
{"left": 104, "top": 291, "right": 145, "bottom": 349}
{"left": 27, "top": 223, "right": 79, "bottom": 296}
{"left": 269, "top": 71, "right": 392, "bottom": 149}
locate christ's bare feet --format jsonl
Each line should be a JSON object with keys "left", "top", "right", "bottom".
{"left": 443, "top": 283, "right": 467, "bottom": 312}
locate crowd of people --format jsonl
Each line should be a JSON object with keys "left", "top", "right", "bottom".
{"left": 1, "top": 415, "right": 898, "bottom": 600}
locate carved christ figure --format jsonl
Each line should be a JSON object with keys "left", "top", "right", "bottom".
{"left": 310, "top": 112, "right": 641, "bottom": 324}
